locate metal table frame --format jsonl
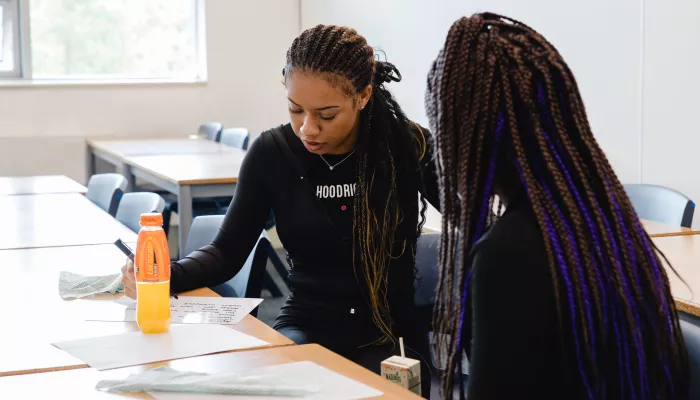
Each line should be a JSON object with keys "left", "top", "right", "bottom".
{"left": 87, "top": 141, "right": 241, "bottom": 256}
{"left": 86, "top": 145, "right": 136, "bottom": 190}
{"left": 122, "top": 163, "right": 236, "bottom": 256}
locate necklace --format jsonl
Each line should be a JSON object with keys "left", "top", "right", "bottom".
{"left": 319, "top": 150, "right": 356, "bottom": 171}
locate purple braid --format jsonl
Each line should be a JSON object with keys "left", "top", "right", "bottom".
{"left": 550, "top": 82, "right": 650, "bottom": 398}
{"left": 632, "top": 215, "right": 674, "bottom": 332}
{"left": 542, "top": 205, "right": 594, "bottom": 400}
{"left": 596, "top": 187, "right": 648, "bottom": 399}
{"left": 611, "top": 298, "right": 633, "bottom": 399}
{"left": 456, "top": 113, "right": 504, "bottom": 351}
{"left": 536, "top": 83, "right": 610, "bottom": 329}
{"left": 540, "top": 179, "right": 599, "bottom": 377}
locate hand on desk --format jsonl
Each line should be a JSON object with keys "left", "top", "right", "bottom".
{"left": 121, "top": 260, "right": 137, "bottom": 299}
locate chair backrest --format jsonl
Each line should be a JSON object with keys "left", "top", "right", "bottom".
{"left": 115, "top": 192, "right": 166, "bottom": 233}
{"left": 183, "top": 215, "right": 225, "bottom": 255}
{"left": 414, "top": 232, "right": 440, "bottom": 326}
{"left": 85, "top": 173, "right": 127, "bottom": 216}
{"left": 219, "top": 127, "right": 250, "bottom": 150}
{"left": 184, "top": 215, "right": 268, "bottom": 301}
{"left": 198, "top": 122, "right": 223, "bottom": 142}
{"left": 226, "top": 236, "right": 269, "bottom": 299}
{"left": 680, "top": 318, "right": 700, "bottom": 399}
{"left": 624, "top": 184, "right": 695, "bottom": 228}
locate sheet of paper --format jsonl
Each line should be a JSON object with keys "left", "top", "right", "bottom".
{"left": 52, "top": 324, "right": 269, "bottom": 370}
{"left": 73, "top": 296, "right": 263, "bottom": 325}
{"left": 147, "top": 361, "right": 383, "bottom": 400}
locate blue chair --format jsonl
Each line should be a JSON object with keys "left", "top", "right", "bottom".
{"left": 182, "top": 215, "right": 226, "bottom": 257}
{"left": 115, "top": 192, "right": 166, "bottom": 233}
{"left": 199, "top": 122, "right": 223, "bottom": 142}
{"left": 85, "top": 173, "right": 127, "bottom": 217}
{"left": 212, "top": 127, "right": 250, "bottom": 209}
{"left": 219, "top": 127, "right": 250, "bottom": 150}
{"left": 183, "top": 216, "right": 269, "bottom": 315}
{"left": 624, "top": 184, "right": 695, "bottom": 228}
{"left": 415, "top": 232, "right": 440, "bottom": 327}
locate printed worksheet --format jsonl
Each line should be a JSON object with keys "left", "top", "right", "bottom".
{"left": 73, "top": 296, "right": 263, "bottom": 325}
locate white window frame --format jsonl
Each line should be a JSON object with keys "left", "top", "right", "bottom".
{"left": 0, "top": 0, "right": 21, "bottom": 78}
{"left": 0, "top": 0, "right": 207, "bottom": 85}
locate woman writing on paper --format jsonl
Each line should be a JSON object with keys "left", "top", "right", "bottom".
{"left": 122, "top": 24, "right": 438, "bottom": 396}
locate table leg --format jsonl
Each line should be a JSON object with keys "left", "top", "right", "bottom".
{"left": 123, "top": 164, "right": 135, "bottom": 193}
{"left": 177, "top": 185, "right": 193, "bottom": 258}
{"left": 85, "top": 146, "right": 96, "bottom": 181}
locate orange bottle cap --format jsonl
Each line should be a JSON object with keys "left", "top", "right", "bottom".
{"left": 139, "top": 213, "right": 163, "bottom": 227}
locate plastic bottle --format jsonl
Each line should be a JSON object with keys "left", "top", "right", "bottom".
{"left": 135, "top": 212, "right": 171, "bottom": 334}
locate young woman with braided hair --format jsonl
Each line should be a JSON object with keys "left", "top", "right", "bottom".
{"left": 121, "top": 25, "right": 438, "bottom": 396}
{"left": 426, "top": 12, "right": 689, "bottom": 399}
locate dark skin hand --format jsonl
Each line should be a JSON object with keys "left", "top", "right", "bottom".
{"left": 120, "top": 260, "right": 137, "bottom": 299}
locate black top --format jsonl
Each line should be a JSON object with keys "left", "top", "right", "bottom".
{"left": 170, "top": 123, "right": 440, "bottom": 326}
{"left": 464, "top": 192, "right": 579, "bottom": 398}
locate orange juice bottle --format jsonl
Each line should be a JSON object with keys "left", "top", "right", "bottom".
{"left": 134, "top": 212, "right": 171, "bottom": 334}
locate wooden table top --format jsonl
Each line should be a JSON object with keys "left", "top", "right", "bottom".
{"left": 0, "top": 244, "right": 292, "bottom": 377}
{"left": 0, "top": 175, "right": 87, "bottom": 196}
{"left": 426, "top": 219, "right": 697, "bottom": 238}
{"left": 0, "top": 193, "right": 137, "bottom": 250}
{"left": 123, "top": 152, "right": 246, "bottom": 185}
{"left": 642, "top": 219, "right": 698, "bottom": 238}
{"left": 0, "top": 344, "right": 422, "bottom": 399}
{"left": 86, "top": 137, "right": 239, "bottom": 159}
{"left": 653, "top": 235, "right": 700, "bottom": 316}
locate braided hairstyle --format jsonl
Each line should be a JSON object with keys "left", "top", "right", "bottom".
{"left": 283, "top": 25, "right": 429, "bottom": 343}
{"left": 426, "top": 13, "right": 689, "bottom": 399}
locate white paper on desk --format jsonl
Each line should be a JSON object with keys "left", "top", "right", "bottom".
{"left": 147, "top": 361, "right": 383, "bottom": 400}
{"left": 74, "top": 296, "right": 263, "bottom": 325}
{"left": 52, "top": 324, "right": 269, "bottom": 370}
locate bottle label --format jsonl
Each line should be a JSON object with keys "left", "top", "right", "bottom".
{"left": 136, "top": 230, "right": 170, "bottom": 283}
{"left": 147, "top": 239, "right": 156, "bottom": 278}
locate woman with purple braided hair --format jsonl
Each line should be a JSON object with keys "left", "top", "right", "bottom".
{"left": 426, "top": 13, "right": 689, "bottom": 399}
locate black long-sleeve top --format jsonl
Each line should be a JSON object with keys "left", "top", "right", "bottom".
{"left": 464, "top": 192, "right": 578, "bottom": 398}
{"left": 170, "top": 123, "right": 440, "bottom": 321}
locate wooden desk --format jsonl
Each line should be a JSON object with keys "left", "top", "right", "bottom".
{"left": 642, "top": 219, "right": 699, "bottom": 238}
{"left": 0, "top": 175, "right": 87, "bottom": 196}
{"left": 0, "top": 193, "right": 137, "bottom": 250}
{"left": 0, "top": 244, "right": 293, "bottom": 377}
{"left": 122, "top": 152, "right": 246, "bottom": 254}
{"left": 653, "top": 235, "right": 700, "bottom": 316}
{"left": 425, "top": 219, "right": 698, "bottom": 238}
{"left": 85, "top": 137, "right": 238, "bottom": 180}
{"left": 0, "top": 344, "right": 421, "bottom": 399}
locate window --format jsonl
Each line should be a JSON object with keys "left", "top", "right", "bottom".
{"left": 0, "top": 0, "right": 20, "bottom": 77}
{"left": 1, "top": 0, "right": 206, "bottom": 83}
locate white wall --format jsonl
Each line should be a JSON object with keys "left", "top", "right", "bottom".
{"left": 0, "top": 0, "right": 300, "bottom": 183}
{"left": 642, "top": 0, "right": 700, "bottom": 218}
{"left": 302, "top": 0, "right": 643, "bottom": 229}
